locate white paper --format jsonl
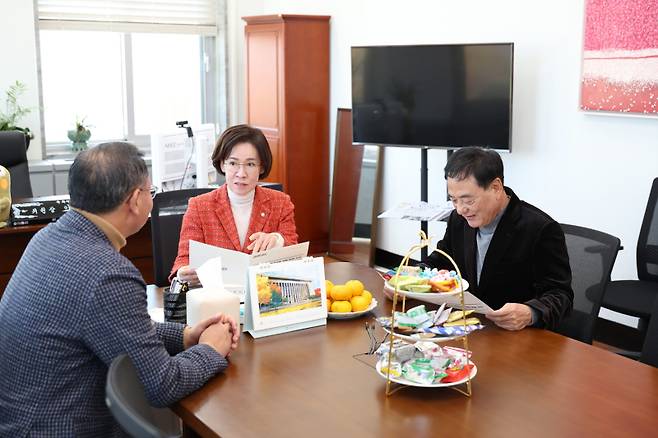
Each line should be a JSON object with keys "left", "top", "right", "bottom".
{"left": 438, "top": 291, "right": 494, "bottom": 314}
{"left": 190, "top": 240, "right": 248, "bottom": 287}
{"left": 196, "top": 257, "right": 224, "bottom": 290}
{"left": 189, "top": 240, "right": 310, "bottom": 301}
{"left": 378, "top": 201, "right": 454, "bottom": 222}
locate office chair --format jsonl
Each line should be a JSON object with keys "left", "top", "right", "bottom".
{"left": 554, "top": 224, "right": 621, "bottom": 344}
{"left": 640, "top": 297, "right": 658, "bottom": 367}
{"left": 151, "top": 183, "right": 283, "bottom": 286}
{"left": 0, "top": 130, "right": 32, "bottom": 198}
{"left": 151, "top": 188, "right": 213, "bottom": 287}
{"left": 106, "top": 354, "right": 182, "bottom": 438}
{"left": 600, "top": 178, "right": 658, "bottom": 330}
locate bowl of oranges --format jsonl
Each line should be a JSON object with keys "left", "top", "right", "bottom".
{"left": 326, "top": 279, "right": 378, "bottom": 320}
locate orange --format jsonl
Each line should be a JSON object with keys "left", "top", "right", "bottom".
{"left": 330, "top": 284, "right": 352, "bottom": 301}
{"left": 345, "top": 279, "right": 364, "bottom": 296}
{"left": 331, "top": 300, "right": 352, "bottom": 313}
{"left": 326, "top": 298, "right": 332, "bottom": 310}
{"left": 325, "top": 279, "right": 334, "bottom": 296}
{"left": 361, "top": 290, "right": 373, "bottom": 305}
{"left": 350, "top": 295, "right": 369, "bottom": 312}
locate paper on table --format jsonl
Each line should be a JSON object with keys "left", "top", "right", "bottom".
{"left": 189, "top": 240, "right": 310, "bottom": 301}
{"left": 196, "top": 257, "right": 224, "bottom": 290}
{"left": 378, "top": 201, "right": 454, "bottom": 222}
{"left": 439, "top": 292, "right": 494, "bottom": 314}
{"left": 190, "top": 240, "right": 247, "bottom": 287}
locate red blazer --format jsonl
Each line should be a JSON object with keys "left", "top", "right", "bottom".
{"left": 171, "top": 185, "right": 298, "bottom": 278}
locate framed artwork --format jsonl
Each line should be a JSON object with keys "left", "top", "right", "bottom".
{"left": 580, "top": 0, "right": 658, "bottom": 115}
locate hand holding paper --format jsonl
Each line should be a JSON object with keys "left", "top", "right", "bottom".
{"left": 177, "top": 265, "right": 200, "bottom": 285}
{"left": 247, "top": 231, "right": 281, "bottom": 253}
{"left": 486, "top": 303, "right": 533, "bottom": 331}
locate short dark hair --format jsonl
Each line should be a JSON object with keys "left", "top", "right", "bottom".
{"left": 68, "top": 142, "right": 149, "bottom": 214}
{"left": 444, "top": 147, "right": 504, "bottom": 188}
{"left": 211, "top": 124, "right": 273, "bottom": 179}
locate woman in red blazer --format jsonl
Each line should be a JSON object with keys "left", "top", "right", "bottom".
{"left": 171, "top": 125, "right": 298, "bottom": 283}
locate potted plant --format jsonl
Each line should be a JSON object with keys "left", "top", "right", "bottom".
{"left": 67, "top": 116, "right": 92, "bottom": 152}
{"left": 0, "top": 81, "right": 34, "bottom": 149}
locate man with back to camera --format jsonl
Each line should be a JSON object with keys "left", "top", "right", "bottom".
{"left": 420, "top": 147, "right": 573, "bottom": 330}
{"left": 0, "top": 142, "right": 239, "bottom": 436}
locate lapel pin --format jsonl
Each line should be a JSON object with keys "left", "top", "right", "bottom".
{"left": 261, "top": 212, "right": 265, "bottom": 217}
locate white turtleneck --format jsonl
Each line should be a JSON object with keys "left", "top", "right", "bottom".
{"left": 226, "top": 187, "right": 284, "bottom": 249}
{"left": 227, "top": 187, "right": 255, "bottom": 248}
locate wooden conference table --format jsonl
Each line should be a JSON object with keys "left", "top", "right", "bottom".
{"left": 149, "top": 262, "right": 658, "bottom": 437}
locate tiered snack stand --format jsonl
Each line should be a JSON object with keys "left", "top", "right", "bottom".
{"left": 383, "top": 231, "right": 474, "bottom": 397}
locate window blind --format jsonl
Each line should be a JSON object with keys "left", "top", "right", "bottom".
{"left": 37, "top": 0, "right": 218, "bottom": 34}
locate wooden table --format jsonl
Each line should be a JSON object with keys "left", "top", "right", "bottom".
{"left": 162, "top": 262, "right": 658, "bottom": 437}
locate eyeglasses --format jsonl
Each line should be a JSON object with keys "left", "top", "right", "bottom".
{"left": 448, "top": 195, "right": 479, "bottom": 208}
{"left": 224, "top": 159, "right": 261, "bottom": 173}
{"left": 139, "top": 185, "right": 159, "bottom": 199}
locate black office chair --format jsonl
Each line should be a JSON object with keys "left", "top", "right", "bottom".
{"left": 554, "top": 224, "right": 621, "bottom": 344}
{"left": 151, "top": 188, "right": 213, "bottom": 287}
{"left": 600, "top": 178, "right": 658, "bottom": 330}
{"left": 640, "top": 297, "right": 658, "bottom": 367}
{"left": 0, "top": 130, "right": 32, "bottom": 198}
{"left": 106, "top": 354, "right": 182, "bottom": 438}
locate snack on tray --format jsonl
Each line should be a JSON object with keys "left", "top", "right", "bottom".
{"left": 377, "top": 342, "right": 473, "bottom": 384}
{"left": 377, "top": 307, "right": 485, "bottom": 339}
{"left": 383, "top": 267, "right": 462, "bottom": 293}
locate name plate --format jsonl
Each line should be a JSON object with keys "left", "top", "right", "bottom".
{"left": 11, "top": 196, "right": 70, "bottom": 226}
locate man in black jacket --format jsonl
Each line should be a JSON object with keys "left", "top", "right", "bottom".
{"left": 422, "top": 147, "right": 573, "bottom": 330}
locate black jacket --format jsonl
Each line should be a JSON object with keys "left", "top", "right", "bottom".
{"left": 423, "top": 187, "right": 573, "bottom": 329}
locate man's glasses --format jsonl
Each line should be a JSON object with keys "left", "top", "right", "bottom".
{"left": 140, "top": 185, "right": 159, "bottom": 199}
{"left": 448, "top": 195, "right": 478, "bottom": 208}
{"left": 224, "top": 160, "right": 261, "bottom": 173}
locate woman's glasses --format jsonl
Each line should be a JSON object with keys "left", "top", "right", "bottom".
{"left": 224, "top": 160, "right": 261, "bottom": 173}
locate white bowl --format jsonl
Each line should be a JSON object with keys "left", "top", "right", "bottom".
{"left": 383, "top": 279, "right": 470, "bottom": 304}
{"left": 328, "top": 298, "right": 378, "bottom": 320}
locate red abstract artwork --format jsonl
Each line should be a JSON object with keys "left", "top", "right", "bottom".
{"left": 581, "top": 0, "right": 658, "bottom": 115}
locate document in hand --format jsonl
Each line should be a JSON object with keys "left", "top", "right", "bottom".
{"left": 438, "top": 292, "right": 494, "bottom": 314}
{"left": 189, "top": 240, "right": 310, "bottom": 302}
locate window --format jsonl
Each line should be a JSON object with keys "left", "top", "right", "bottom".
{"left": 36, "top": 0, "right": 226, "bottom": 156}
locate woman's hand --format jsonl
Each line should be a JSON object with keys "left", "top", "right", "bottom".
{"left": 247, "top": 232, "right": 281, "bottom": 253}
{"left": 177, "top": 265, "right": 200, "bottom": 286}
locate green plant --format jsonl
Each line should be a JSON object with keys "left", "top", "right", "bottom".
{"left": 68, "top": 116, "right": 92, "bottom": 152}
{"left": 0, "top": 81, "right": 33, "bottom": 139}
{"left": 73, "top": 116, "right": 91, "bottom": 133}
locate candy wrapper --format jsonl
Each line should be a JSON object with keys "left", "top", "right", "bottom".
{"left": 378, "top": 341, "right": 473, "bottom": 385}
{"left": 420, "top": 324, "right": 485, "bottom": 337}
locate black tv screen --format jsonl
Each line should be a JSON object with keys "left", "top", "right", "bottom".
{"left": 351, "top": 43, "right": 513, "bottom": 150}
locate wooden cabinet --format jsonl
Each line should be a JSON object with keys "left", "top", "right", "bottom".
{"left": 243, "top": 14, "right": 330, "bottom": 254}
{"left": 0, "top": 221, "right": 154, "bottom": 296}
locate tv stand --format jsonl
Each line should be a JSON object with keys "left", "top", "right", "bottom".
{"left": 420, "top": 147, "right": 429, "bottom": 259}
{"left": 419, "top": 148, "right": 454, "bottom": 260}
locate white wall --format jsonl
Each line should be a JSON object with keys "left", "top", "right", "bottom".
{"left": 228, "top": 0, "right": 658, "bottom": 279}
{"left": 0, "top": 0, "right": 43, "bottom": 161}
{"left": 230, "top": 0, "right": 658, "bottom": 326}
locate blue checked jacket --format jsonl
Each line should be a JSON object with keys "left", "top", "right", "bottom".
{"left": 0, "top": 211, "right": 228, "bottom": 437}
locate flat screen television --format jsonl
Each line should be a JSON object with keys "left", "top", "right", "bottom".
{"left": 351, "top": 43, "right": 514, "bottom": 150}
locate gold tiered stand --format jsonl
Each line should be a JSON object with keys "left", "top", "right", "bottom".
{"left": 384, "top": 231, "right": 473, "bottom": 397}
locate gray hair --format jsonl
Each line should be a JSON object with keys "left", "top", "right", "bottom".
{"left": 68, "top": 142, "right": 149, "bottom": 214}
